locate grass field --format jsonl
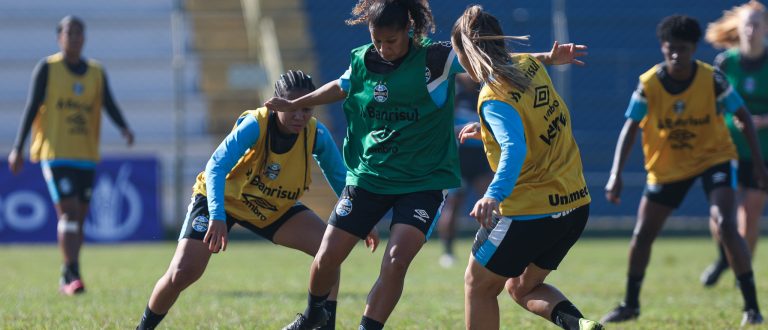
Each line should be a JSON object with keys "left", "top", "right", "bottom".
{"left": 1, "top": 237, "right": 767, "bottom": 329}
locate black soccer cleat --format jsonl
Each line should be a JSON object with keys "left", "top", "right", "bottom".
{"left": 700, "top": 261, "right": 728, "bottom": 287}
{"left": 282, "top": 310, "right": 330, "bottom": 330}
{"left": 742, "top": 309, "right": 764, "bottom": 326}
{"left": 600, "top": 303, "right": 640, "bottom": 323}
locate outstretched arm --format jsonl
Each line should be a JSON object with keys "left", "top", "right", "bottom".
{"left": 265, "top": 80, "right": 347, "bottom": 112}
{"left": 532, "top": 41, "right": 588, "bottom": 66}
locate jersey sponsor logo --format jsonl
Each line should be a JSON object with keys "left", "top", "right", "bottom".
{"left": 656, "top": 114, "right": 710, "bottom": 130}
{"left": 673, "top": 100, "right": 685, "bottom": 114}
{"left": 72, "top": 82, "right": 84, "bottom": 96}
{"left": 668, "top": 129, "right": 695, "bottom": 150}
{"left": 364, "top": 107, "right": 419, "bottom": 122}
{"left": 523, "top": 58, "right": 541, "bottom": 80}
{"left": 509, "top": 91, "right": 522, "bottom": 103}
{"left": 374, "top": 83, "right": 389, "bottom": 102}
{"left": 241, "top": 193, "right": 278, "bottom": 221}
{"left": 533, "top": 85, "right": 550, "bottom": 108}
{"left": 66, "top": 113, "right": 88, "bottom": 135}
{"left": 551, "top": 208, "right": 575, "bottom": 219}
{"left": 56, "top": 98, "right": 93, "bottom": 113}
{"left": 336, "top": 198, "right": 353, "bottom": 217}
{"left": 548, "top": 186, "right": 589, "bottom": 206}
{"left": 264, "top": 162, "right": 281, "bottom": 180}
{"left": 413, "top": 209, "right": 429, "bottom": 223}
{"left": 370, "top": 126, "right": 400, "bottom": 143}
{"left": 191, "top": 215, "right": 209, "bottom": 232}
{"left": 539, "top": 112, "right": 567, "bottom": 146}
{"left": 249, "top": 175, "right": 301, "bottom": 200}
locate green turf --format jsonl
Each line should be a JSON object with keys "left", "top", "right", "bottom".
{"left": 1, "top": 237, "right": 766, "bottom": 329}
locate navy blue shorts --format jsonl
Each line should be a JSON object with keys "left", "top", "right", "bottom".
{"left": 644, "top": 161, "right": 736, "bottom": 209}
{"left": 41, "top": 164, "right": 95, "bottom": 203}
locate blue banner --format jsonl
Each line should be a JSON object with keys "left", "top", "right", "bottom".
{"left": 0, "top": 156, "right": 162, "bottom": 243}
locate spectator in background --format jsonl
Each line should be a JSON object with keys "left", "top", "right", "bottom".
{"left": 437, "top": 74, "right": 493, "bottom": 268}
{"left": 7, "top": 15, "right": 134, "bottom": 296}
{"left": 700, "top": 0, "right": 768, "bottom": 287}
{"left": 601, "top": 15, "right": 766, "bottom": 326}
{"left": 136, "top": 70, "right": 376, "bottom": 330}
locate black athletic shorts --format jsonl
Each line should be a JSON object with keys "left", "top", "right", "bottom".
{"left": 471, "top": 204, "right": 589, "bottom": 278}
{"left": 41, "top": 164, "right": 95, "bottom": 203}
{"left": 178, "top": 194, "right": 309, "bottom": 243}
{"left": 328, "top": 185, "right": 446, "bottom": 240}
{"left": 644, "top": 161, "right": 736, "bottom": 209}
{"left": 736, "top": 159, "right": 768, "bottom": 190}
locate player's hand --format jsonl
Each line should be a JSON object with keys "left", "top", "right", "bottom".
{"left": 470, "top": 197, "right": 500, "bottom": 229}
{"left": 364, "top": 228, "right": 380, "bottom": 253}
{"left": 264, "top": 97, "right": 297, "bottom": 112}
{"left": 547, "top": 41, "right": 588, "bottom": 66}
{"left": 203, "top": 219, "right": 228, "bottom": 253}
{"left": 605, "top": 173, "right": 623, "bottom": 204}
{"left": 753, "top": 162, "right": 768, "bottom": 192}
{"left": 7, "top": 149, "right": 23, "bottom": 175}
{"left": 458, "top": 122, "right": 482, "bottom": 143}
{"left": 122, "top": 128, "right": 135, "bottom": 147}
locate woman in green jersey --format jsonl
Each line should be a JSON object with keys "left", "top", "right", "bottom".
{"left": 266, "top": 1, "right": 585, "bottom": 329}
{"left": 700, "top": 0, "right": 768, "bottom": 287}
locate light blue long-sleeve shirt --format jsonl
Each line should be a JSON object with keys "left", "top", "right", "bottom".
{"left": 204, "top": 115, "right": 346, "bottom": 221}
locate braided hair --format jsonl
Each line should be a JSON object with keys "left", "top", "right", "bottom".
{"left": 347, "top": 0, "right": 435, "bottom": 46}
{"left": 274, "top": 70, "right": 316, "bottom": 97}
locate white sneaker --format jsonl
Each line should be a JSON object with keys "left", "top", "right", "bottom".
{"left": 439, "top": 254, "right": 455, "bottom": 268}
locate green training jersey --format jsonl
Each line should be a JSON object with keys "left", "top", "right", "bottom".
{"left": 721, "top": 48, "right": 768, "bottom": 160}
{"left": 342, "top": 41, "right": 460, "bottom": 194}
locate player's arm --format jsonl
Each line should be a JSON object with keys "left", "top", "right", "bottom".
{"left": 203, "top": 115, "right": 260, "bottom": 252}
{"left": 264, "top": 70, "right": 348, "bottom": 112}
{"left": 606, "top": 83, "right": 645, "bottom": 204}
{"left": 530, "top": 41, "right": 588, "bottom": 66}
{"left": 312, "top": 121, "right": 346, "bottom": 198}
{"left": 8, "top": 60, "right": 48, "bottom": 174}
{"left": 101, "top": 70, "right": 134, "bottom": 146}
{"left": 472, "top": 100, "right": 527, "bottom": 228}
{"left": 716, "top": 68, "right": 768, "bottom": 189}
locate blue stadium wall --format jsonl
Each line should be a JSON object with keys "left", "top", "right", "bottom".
{"left": 303, "top": 0, "right": 748, "bottom": 218}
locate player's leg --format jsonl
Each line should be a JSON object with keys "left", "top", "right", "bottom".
{"left": 137, "top": 195, "right": 218, "bottom": 330}
{"left": 283, "top": 186, "right": 391, "bottom": 330}
{"left": 602, "top": 177, "right": 691, "bottom": 323}
{"left": 465, "top": 255, "right": 506, "bottom": 329}
{"left": 272, "top": 206, "right": 341, "bottom": 330}
{"left": 359, "top": 189, "right": 444, "bottom": 329}
{"left": 437, "top": 189, "right": 462, "bottom": 267}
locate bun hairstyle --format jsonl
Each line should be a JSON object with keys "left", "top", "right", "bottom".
{"left": 347, "top": 0, "right": 435, "bottom": 46}
{"left": 451, "top": 5, "right": 531, "bottom": 95}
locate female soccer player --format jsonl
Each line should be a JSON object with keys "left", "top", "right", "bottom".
{"left": 135, "top": 70, "right": 375, "bottom": 330}
{"left": 700, "top": 0, "right": 768, "bottom": 287}
{"left": 7, "top": 16, "right": 134, "bottom": 296}
{"left": 601, "top": 15, "right": 766, "bottom": 326}
{"left": 451, "top": 5, "right": 602, "bottom": 330}
{"left": 266, "top": 1, "right": 586, "bottom": 329}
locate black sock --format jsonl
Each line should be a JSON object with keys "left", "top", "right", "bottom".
{"left": 737, "top": 271, "right": 760, "bottom": 311}
{"left": 303, "top": 291, "right": 329, "bottom": 320}
{"left": 443, "top": 238, "right": 453, "bottom": 255}
{"left": 62, "top": 262, "right": 80, "bottom": 283}
{"left": 624, "top": 274, "right": 644, "bottom": 308}
{"left": 317, "top": 300, "right": 337, "bottom": 330}
{"left": 550, "top": 300, "right": 584, "bottom": 330}
{"left": 137, "top": 305, "right": 166, "bottom": 330}
{"left": 716, "top": 244, "right": 729, "bottom": 268}
{"left": 359, "top": 316, "right": 384, "bottom": 330}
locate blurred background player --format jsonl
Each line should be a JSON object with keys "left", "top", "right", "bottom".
{"left": 602, "top": 15, "right": 766, "bottom": 326}
{"left": 437, "top": 73, "right": 493, "bottom": 268}
{"left": 6, "top": 15, "right": 134, "bottom": 296}
{"left": 136, "top": 70, "right": 374, "bottom": 330}
{"left": 700, "top": 0, "right": 768, "bottom": 287}
{"left": 451, "top": 5, "right": 601, "bottom": 330}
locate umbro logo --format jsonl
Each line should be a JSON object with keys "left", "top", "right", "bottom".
{"left": 413, "top": 209, "right": 429, "bottom": 223}
{"left": 712, "top": 171, "right": 727, "bottom": 183}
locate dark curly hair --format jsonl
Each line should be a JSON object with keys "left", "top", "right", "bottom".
{"left": 346, "top": 0, "right": 435, "bottom": 45}
{"left": 657, "top": 15, "right": 702, "bottom": 43}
